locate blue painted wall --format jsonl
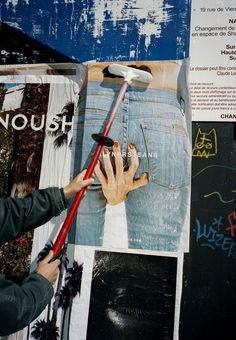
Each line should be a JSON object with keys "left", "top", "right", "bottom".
{"left": 1, "top": 0, "right": 191, "bottom": 62}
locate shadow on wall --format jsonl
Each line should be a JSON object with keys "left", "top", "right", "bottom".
{"left": 0, "top": 21, "right": 77, "bottom": 65}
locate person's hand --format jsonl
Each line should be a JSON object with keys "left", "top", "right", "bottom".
{"left": 63, "top": 169, "right": 94, "bottom": 199}
{"left": 94, "top": 141, "right": 148, "bottom": 205}
{"left": 36, "top": 250, "right": 61, "bottom": 284}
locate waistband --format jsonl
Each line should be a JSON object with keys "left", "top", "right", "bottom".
{"left": 84, "top": 80, "right": 183, "bottom": 109}
{"left": 85, "top": 60, "right": 188, "bottom": 91}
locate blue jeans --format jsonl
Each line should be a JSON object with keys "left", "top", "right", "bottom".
{"left": 71, "top": 61, "right": 191, "bottom": 252}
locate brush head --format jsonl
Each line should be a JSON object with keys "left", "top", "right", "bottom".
{"left": 108, "top": 64, "right": 153, "bottom": 84}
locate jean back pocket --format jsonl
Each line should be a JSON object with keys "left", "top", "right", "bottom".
{"left": 140, "top": 121, "right": 191, "bottom": 189}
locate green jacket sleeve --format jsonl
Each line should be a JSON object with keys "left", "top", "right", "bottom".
{"left": 0, "top": 272, "right": 53, "bottom": 336}
{"left": 0, "top": 187, "right": 69, "bottom": 245}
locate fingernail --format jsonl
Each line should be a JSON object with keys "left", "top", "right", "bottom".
{"left": 129, "top": 143, "right": 135, "bottom": 149}
{"left": 114, "top": 141, "right": 119, "bottom": 148}
{"left": 104, "top": 148, "right": 109, "bottom": 154}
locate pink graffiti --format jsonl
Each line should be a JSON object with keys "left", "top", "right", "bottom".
{"left": 225, "top": 211, "right": 236, "bottom": 237}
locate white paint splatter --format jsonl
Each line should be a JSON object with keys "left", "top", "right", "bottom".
{"left": 4, "top": 20, "right": 22, "bottom": 30}
{"left": 91, "top": 0, "right": 173, "bottom": 49}
{"left": 6, "top": 0, "right": 29, "bottom": 7}
{"left": 6, "top": 0, "right": 18, "bottom": 7}
{"left": 129, "top": 45, "right": 136, "bottom": 59}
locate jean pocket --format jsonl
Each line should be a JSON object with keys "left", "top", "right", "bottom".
{"left": 140, "top": 122, "right": 191, "bottom": 189}
{"left": 78, "top": 92, "right": 118, "bottom": 122}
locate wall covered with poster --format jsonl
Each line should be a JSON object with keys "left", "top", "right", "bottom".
{"left": 0, "top": 0, "right": 236, "bottom": 340}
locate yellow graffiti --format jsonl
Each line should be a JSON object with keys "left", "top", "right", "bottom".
{"left": 192, "top": 128, "right": 217, "bottom": 158}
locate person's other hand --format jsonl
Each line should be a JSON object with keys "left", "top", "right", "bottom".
{"left": 36, "top": 250, "right": 61, "bottom": 284}
{"left": 94, "top": 141, "right": 148, "bottom": 205}
{"left": 63, "top": 169, "right": 94, "bottom": 199}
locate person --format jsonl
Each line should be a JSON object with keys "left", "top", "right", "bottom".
{"left": 0, "top": 170, "right": 94, "bottom": 337}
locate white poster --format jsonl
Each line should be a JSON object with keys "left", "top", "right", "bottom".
{"left": 190, "top": 0, "right": 236, "bottom": 121}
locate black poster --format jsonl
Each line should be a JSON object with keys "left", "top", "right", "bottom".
{"left": 87, "top": 251, "right": 177, "bottom": 340}
{"left": 180, "top": 122, "right": 236, "bottom": 340}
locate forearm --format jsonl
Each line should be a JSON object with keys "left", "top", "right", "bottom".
{"left": 0, "top": 187, "right": 69, "bottom": 245}
{"left": 0, "top": 273, "right": 53, "bottom": 336}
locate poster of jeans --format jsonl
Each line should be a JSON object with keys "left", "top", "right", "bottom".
{"left": 71, "top": 60, "right": 192, "bottom": 253}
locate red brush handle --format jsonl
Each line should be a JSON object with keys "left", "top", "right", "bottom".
{"left": 52, "top": 81, "right": 129, "bottom": 257}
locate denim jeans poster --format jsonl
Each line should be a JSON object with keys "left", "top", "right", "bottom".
{"left": 71, "top": 60, "right": 192, "bottom": 253}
